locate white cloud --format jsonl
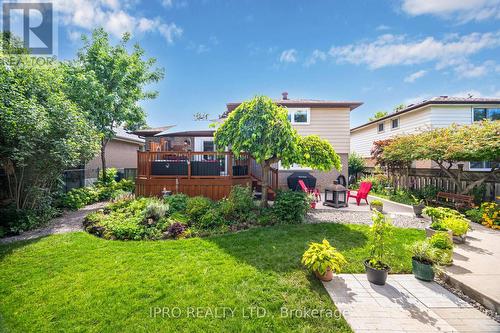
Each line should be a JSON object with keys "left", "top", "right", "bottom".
{"left": 304, "top": 49, "right": 326, "bottom": 66}
{"left": 328, "top": 31, "right": 500, "bottom": 71}
{"left": 404, "top": 70, "right": 427, "bottom": 82}
{"left": 161, "top": 0, "right": 173, "bottom": 8}
{"left": 376, "top": 24, "right": 391, "bottom": 31}
{"left": 279, "top": 49, "right": 297, "bottom": 63}
{"left": 401, "top": 0, "right": 500, "bottom": 22}
{"left": 8, "top": 0, "right": 183, "bottom": 43}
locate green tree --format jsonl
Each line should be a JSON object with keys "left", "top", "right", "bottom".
{"left": 214, "top": 96, "right": 341, "bottom": 207}
{"left": 0, "top": 36, "right": 99, "bottom": 213}
{"left": 393, "top": 104, "right": 406, "bottom": 112}
{"left": 348, "top": 152, "right": 365, "bottom": 182}
{"left": 64, "top": 28, "right": 164, "bottom": 181}
{"left": 368, "top": 111, "right": 388, "bottom": 121}
{"left": 383, "top": 121, "right": 500, "bottom": 194}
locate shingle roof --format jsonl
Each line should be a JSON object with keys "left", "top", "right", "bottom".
{"left": 223, "top": 98, "right": 363, "bottom": 117}
{"left": 350, "top": 96, "right": 500, "bottom": 132}
{"left": 131, "top": 125, "right": 176, "bottom": 137}
{"left": 114, "top": 127, "right": 145, "bottom": 144}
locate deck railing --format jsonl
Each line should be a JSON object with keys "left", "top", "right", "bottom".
{"left": 137, "top": 151, "right": 251, "bottom": 179}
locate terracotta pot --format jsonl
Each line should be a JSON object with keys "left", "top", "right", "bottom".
{"left": 425, "top": 227, "right": 452, "bottom": 241}
{"left": 314, "top": 268, "right": 333, "bottom": 282}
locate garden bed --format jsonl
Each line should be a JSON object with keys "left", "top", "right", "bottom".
{"left": 0, "top": 223, "right": 424, "bottom": 332}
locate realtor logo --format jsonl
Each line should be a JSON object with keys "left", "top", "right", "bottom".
{"left": 2, "top": 2, "right": 55, "bottom": 55}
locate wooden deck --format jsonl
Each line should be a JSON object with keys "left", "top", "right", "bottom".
{"left": 135, "top": 151, "right": 278, "bottom": 200}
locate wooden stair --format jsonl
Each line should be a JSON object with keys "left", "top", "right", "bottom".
{"left": 251, "top": 178, "right": 275, "bottom": 200}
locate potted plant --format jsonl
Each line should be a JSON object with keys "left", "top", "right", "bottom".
{"left": 302, "top": 239, "right": 347, "bottom": 282}
{"left": 423, "top": 207, "right": 453, "bottom": 240}
{"left": 410, "top": 239, "right": 441, "bottom": 281}
{"left": 443, "top": 217, "right": 469, "bottom": 244}
{"left": 369, "top": 199, "right": 384, "bottom": 213}
{"left": 410, "top": 195, "right": 425, "bottom": 218}
{"left": 429, "top": 232, "right": 454, "bottom": 266}
{"left": 364, "top": 210, "right": 393, "bottom": 285}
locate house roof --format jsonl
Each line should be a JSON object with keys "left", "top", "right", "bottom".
{"left": 114, "top": 127, "right": 145, "bottom": 144}
{"left": 350, "top": 96, "right": 500, "bottom": 132}
{"left": 223, "top": 97, "right": 363, "bottom": 118}
{"left": 155, "top": 130, "right": 215, "bottom": 137}
{"left": 131, "top": 125, "right": 176, "bottom": 137}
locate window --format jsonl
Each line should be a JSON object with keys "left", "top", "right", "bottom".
{"left": 473, "top": 108, "right": 500, "bottom": 121}
{"left": 203, "top": 141, "right": 214, "bottom": 152}
{"left": 391, "top": 118, "right": 399, "bottom": 129}
{"left": 470, "top": 161, "right": 498, "bottom": 171}
{"left": 377, "top": 122, "right": 384, "bottom": 133}
{"left": 287, "top": 108, "right": 310, "bottom": 125}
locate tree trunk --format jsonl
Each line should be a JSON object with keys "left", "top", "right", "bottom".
{"left": 100, "top": 139, "right": 108, "bottom": 182}
{"left": 260, "top": 161, "right": 270, "bottom": 208}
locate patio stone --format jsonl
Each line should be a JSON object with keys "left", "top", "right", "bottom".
{"left": 324, "top": 274, "right": 500, "bottom": 332}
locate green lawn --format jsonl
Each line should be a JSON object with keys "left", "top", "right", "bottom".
{"left": 0, "top": 223, "right": 424, "bottom": 332}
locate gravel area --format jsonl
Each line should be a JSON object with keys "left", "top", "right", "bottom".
{"left": 0, "top": 202, "right": 108, "bottom": 245}
{"left": 307, "top": 209, "right": 430, "bottom": 229}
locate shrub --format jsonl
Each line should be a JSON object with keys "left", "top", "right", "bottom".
{"left": 423, "top": 206, "right": 465, "bottom": 222}
{"left": 197, "top": 208, "right": 226, "bottom": 229}
{"left": 145, "top": 199, "right": 169, "bottom": 220}
{"left": 166, "top": 222, "right": 187, "bottom": 239}
{"left": 63, "top": 187, "right": 100, "bottom": 210}
{"left": 218, "top": 186, "right": 256, "bottom": 224}
{"left": 370, "top": 200, "right": 383, "bottom": 207}
{"left": 257, "top": 208, "right": 275, "bottom": 226}
{"left": 415, "top": 185, "right": 439, "bottom": 202}
{"left": 165, "top": 194, "right": 189, "bottom": 214}
{"left": 272, "top": 190, "right": 309, "bottom": 224}
{"left": 442, "top": 217, "right": 469, "bottom": 236}
{"left": 360, "top": 174, "right": 390, "bottom": 193}
{"left": 0, "top": 202, "right": 59, "bottom": 235}
{"left": 367, "top": 210, "right": 393, "bottom": 270}
{"left": 465, "top": 207, "right": 483, "bottom": 223}
{"left": 186, "top": 196, "right": 213, "bottom": 225}
{"left": 302, "top": 239, "right": 347, "bottom": 275}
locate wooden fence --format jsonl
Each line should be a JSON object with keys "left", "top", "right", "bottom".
{"left": 363, "top": 167, "right": 499, "bottom": 201}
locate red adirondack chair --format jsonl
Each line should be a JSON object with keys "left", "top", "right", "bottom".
{"left": 347, "top": 182, "right": 372, "bottom": 206}
{"left": 298, "top": 180, "right": 321, "bottom": 203}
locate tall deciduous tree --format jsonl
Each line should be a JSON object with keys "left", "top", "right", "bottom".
{"left": 65, "top": 28, "right": 164, "bottom": 180}
{"left": 368, "top": 111, "right": 388, "bottom": 121}
{"left": 348, "top": 152, "right": 365, "bottom": 182}
{"left": 0, "top": 35, "right": 99, "bottom": 211}
{"left": 214, "top": 96, "right": 342, "bottom": 207}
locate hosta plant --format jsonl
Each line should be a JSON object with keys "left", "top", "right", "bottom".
{"left": 301, "top": 239, "right": 347, "bottom": 276}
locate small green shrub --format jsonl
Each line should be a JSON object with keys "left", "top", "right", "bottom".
{"left": 272, "top": 190, "right": 309, "bottom": 224}
{"left": 442, "top": 217, "right": 469, "bottom": 236}
{"left": 197, "top": 208, "right": 225, "bottom": 229}
{"left": 219, "top": 186, "right": 256, "bottom": 224}
{"left": 465, "top": 207, "right": 483, "bottom": 223}
{"left": 370, "top": 200, "right": 383, "bottom": 207}
{"left": 410, "top": 240, "right": 440, "bottom": 265}
{"left": 186, "top": 196, "right": 213, "bottom": 225}
{"left": 165, "top": 194, "right": 189, "bottom": 214}
{"left": 257, "top": 208, "right": 275, "bottom": 226}
{"left": 63, "top": 187, "right": 100, "bottom": 210}
{"left": 302, "top": 239, "right": 347, "bottom": 275}
{"left": 423, "top": 206, "right": 465, "bottom": 222}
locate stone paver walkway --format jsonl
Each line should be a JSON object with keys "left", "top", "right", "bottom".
{"left": 443, "top": 224, "right": 500, "bottom": 313}
{"left": 0, "top": 202, "right": 107, "bottom": 244}
{"left": 324, "top": 274, "right": 500, "bottom": 332}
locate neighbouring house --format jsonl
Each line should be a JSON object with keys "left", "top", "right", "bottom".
{"left": 132, "top": 93, "right": 362, "bottom": 200}
{"left": 350, "top": 96, "right": 500, "bottom": 171}
{"left": 83, "top": 127, "right": 145, "bottom": 184}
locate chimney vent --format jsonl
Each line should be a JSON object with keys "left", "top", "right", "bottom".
{"left": 282, "top": 92, "right": 288, "bottom": 100}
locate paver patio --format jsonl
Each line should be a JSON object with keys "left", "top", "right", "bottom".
{"left": 324, "top": 274, "right": 500, "bottom": 332}
{"left": 442, "top": 224, "right": 500, "bottom": 313}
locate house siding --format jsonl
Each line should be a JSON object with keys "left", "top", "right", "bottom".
{"left": 86, "top": 139, "right": 143, "bottom": 177}
{"left": 350, "top": 106, "right": 433, "bottom": 158}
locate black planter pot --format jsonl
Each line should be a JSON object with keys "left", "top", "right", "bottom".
{"left": 364, "top": 260, "right": 389, "bottom": 285}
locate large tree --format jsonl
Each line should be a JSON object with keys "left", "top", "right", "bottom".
{"left": 65, "top": 28, "right": 164, "bottom": 180}
{"left": 382, "top": 121, "right": 500, "bottom": 194}
{"left": 0, "top": 35, "right": 99, "bottom": 211}
{"left": 214, "top": 96, "right": 341, "bottom": 207}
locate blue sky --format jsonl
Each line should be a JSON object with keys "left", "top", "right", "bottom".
{"left": 38, "top": 1, "right": 500, "bottom": 128}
